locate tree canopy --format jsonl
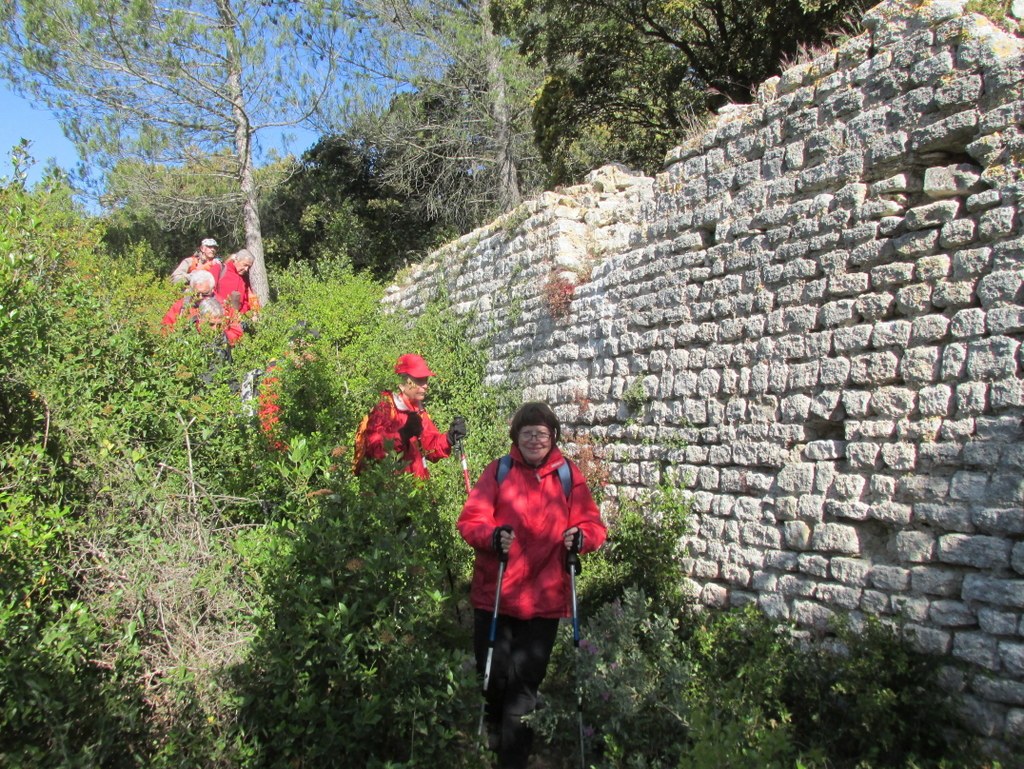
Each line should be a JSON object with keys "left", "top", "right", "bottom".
{"left": 0, "top": 0, "right": 361, "bottom": 302}
{"left": 496, "top": 0, "right": 867, "bottom": 181}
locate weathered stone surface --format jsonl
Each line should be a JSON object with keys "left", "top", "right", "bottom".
{"left": 386, "top": 2, "right": 1024, "bottom": 755}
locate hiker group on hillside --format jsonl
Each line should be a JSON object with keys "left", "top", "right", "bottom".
{"left": 162, "top": 236, "right": 260, "bottom": 352}
{"left": 161, "top": 239, "right": 606, "bottom": 768}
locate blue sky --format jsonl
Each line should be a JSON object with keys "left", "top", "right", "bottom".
{"left": 0, "top": 81, "right": 82, "bottom": 185}
{"left": 0, "top": 81, "right": 322, "bottom": 193}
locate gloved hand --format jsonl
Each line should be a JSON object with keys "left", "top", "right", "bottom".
{"left": 492, "top": 525, "right": 514, "bottom": 555}
{"left": 398, "top": 412, "right": 423, "bottom": 443}
{"left": 564, "top": 527, "right": 583, "bottom": 553}
{"left": 447, "top": 415, "right": 468, "bottom": 445}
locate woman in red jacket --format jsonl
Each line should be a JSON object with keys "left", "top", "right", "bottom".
{"left": 458, "top": 402, "right": 606, "bottom": 769}
{"left": 356, "top": 353, "right": 466, "bottom": 479}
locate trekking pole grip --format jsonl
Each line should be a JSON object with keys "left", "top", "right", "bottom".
{"left": 566, "top": 550, "right": 581, "bottom": 575}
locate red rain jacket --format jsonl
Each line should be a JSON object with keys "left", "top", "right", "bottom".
{"left": 362, "top": 391, "right": 451, "bottom": 479}
{"left": 458, "top": 445, "right": 607, "bottom": 619}
{"left": 215, "top": 261, "right": 259, "bottom": 315}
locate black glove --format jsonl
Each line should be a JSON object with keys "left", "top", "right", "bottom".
{"left": 447, "top": 415, "right": 468, "bottom": 444}
{"left": 492, "top": 525, "right": 513, "bottom": 555}
{"left": 567, "top": 528, "right": 584, "bottom": 554}
{"left": 398, "top": 412, "right": 423, "bottom": 443}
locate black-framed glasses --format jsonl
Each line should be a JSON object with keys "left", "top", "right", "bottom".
{"left": 519, "top": 429, "right": 552, "bottom": 443}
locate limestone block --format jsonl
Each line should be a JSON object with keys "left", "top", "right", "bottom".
{"left": 978, "top": 607, "right": 1020, "bottom": 636}
{"left": 906, "top": 200, "right": 962, "bottom": 229}
{"left": 917, "top": 254, "right": 953, "bottom": 281}
{"left": 830, "top": 557, "right": 871, "bottom": 586}
{"left": 940, "top": 218, "right": 978, "bottom": 248}
{"left": 979, "top": 207, "right": 1017, "bottom": 241}
{"left": 954, "top": 381, "right": 988, "bottom": 417}
{"left": 892, "top": 595, "right": 931, "bottom": 622}
{"left": 870, "top": 564, "right": 911, "bottom": 591}
{"left": 910, "top": 109, "right": 979, "bottom": 153}
{"left": 930, "top": 599, "right": 978, "bottom": 627}
{"left": 872, "top": 320, "right": 914, "bottom": 349}
{"left": 810, "top": 523, "right": 860, "bottom": 554}
{"left": 896, "top": 530, "right": 936, "bottom": 563}
{"left": 817, "top": 583, "right": 862, "bottom": 610}
{"left": 966, "top": 190, "right": 1002, "bottom": 212}
{"left": 858, "top": 291, "right": 898, "bottom": 320}
{"left": 987, "top": 307, "right": 1024, "bottom": 335}
{"left": 967, "top": 337, "right": 1020, "bottom": 380}
{"left": 1014, "top": 543, "right": 1024, "bottom": 575}
{"left": 850, "top": 351, "right": 900, "bottom": 385}
{"left": 901, "top": 346, "right": 941, "bottom": 384}
{"left": 977, "top": 270, "right": 1024, "bottom": 306}
{"left": 906, "top": 624, "right": 953, "bottom": 655}
{"left": 911, "top": 565, "right": 964, "bottom": 596}
{"left": 804, "top": 440, "right": 846, "bottom": 461}
{"left": 910, "top": 314, "right": 951, "bottom": 342}
{"left": 860, "top": 589, "right": 891, "bottom": 615}
{"left": 963, "top": 574, "right": 1024, "bottom": 608}
{"left": 933, "top": 279, "right": 977, "bottom": 309}
{"left": 871, "top": 498, "right": 914, "bottom": 522}
{"left": 940, "top": 534, "right": 1013, "bottom": 569}
{"left": 972, "top": 677, "right": 1024, "bottom": 707}
{"left": 792, "top": 599, "right": 836, "bottom": 630}
{"left": 1001, "top": 642, "right": 1024, "bottom": 677}
{"left": 894, "top": 229, "right": 941, "bottom": 256}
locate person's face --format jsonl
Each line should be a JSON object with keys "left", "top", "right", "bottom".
{"left": 236, "top": 258, "right": 253, "bottom": 275}
{"left": 399, "top": 375, "right": 429, "bottom": 404}
{"left": 517, "top": 424, "right": 553, "bottom": 465}
{"left": 199, "top": 244, "right": 217, "bottom": 261}
{"left": 192, "top": 281, "right": 215, "bottom": 300}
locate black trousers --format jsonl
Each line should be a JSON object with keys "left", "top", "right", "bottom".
{"left": 473, "top": 609, "right": 559, "bottom": 769}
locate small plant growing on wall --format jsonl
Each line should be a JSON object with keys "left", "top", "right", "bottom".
{"left": 543, "top": 270, "right": 575, "bottom": 319}
{"left": 563, "top": 430, "right": 611, "bottom": 504}
{"left": 622, "top": 377, "right": 648, "bottom": 418}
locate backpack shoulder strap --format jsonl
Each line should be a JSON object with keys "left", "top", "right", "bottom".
{"left": 495, "top": 454, "right": 512, "bottom": 485}
{"left": 495, "top": 454, "right": 571, "bottom": 499}
{"left": 556, "top": 461, "right": 572, "bottom": 499}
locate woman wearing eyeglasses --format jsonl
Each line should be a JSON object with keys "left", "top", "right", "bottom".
{"left": 458, "top": 401, "right": 607, "bottom": 769}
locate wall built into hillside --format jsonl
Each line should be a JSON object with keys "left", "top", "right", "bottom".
{"left": 385, "top": 0, "right": 1024, "bottom": 757}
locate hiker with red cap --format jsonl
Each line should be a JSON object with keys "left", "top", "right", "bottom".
{"left": 354, "top": 353, "right": 467, "bottom": 479}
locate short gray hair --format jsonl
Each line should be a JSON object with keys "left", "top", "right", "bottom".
{"left": 189, "top": 270, "right": 216, "bottom": 291}
{"left": 197, "top": 297, "right": 225, "bottom": 318}
{"left": 231, "top": 248, "right": 254, "bottom": 266}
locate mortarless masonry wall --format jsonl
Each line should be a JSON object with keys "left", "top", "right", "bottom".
{"left": 383, "top": 0, "right": 1024, "bottom": 757}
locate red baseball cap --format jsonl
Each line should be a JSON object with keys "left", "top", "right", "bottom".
{"left": 394, "top": 353, "right": 435, "bottom": 378}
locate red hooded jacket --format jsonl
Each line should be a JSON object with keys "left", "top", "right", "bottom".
{"left": 458, "top": 445, "right": 607, "bottom": 619}
{"left": 215, "top": 261, "right": 259, "bottom": 315}
{"left": 361, "top": 391, "right": 451, "bottom": 479}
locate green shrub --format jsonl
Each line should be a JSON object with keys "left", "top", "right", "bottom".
{"left": 233, "top": 461, "right": 484, "bottom": 768}
{"left": 582, "top": 474, "right": 692, "bottom": 617}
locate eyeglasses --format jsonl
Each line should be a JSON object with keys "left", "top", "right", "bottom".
{"left": 519, "top": 429, "right": 552, "bottom": 443}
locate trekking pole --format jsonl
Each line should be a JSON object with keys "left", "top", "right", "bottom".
{"left": 567, "top": 544, "right": 585, "bottom": 769}
{"left": 478, "top": 542, "right": 509, "bottom": 738}
{"left": 454, "top": 437, "right": 472, "bottom": 495}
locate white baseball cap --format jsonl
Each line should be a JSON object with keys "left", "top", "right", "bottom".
{"left": 201, "top": 238, "right": 218, "bottom": 247}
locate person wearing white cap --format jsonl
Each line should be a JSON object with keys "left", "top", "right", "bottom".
{"left": 170, "top": 236, "right": 222, "bottom": 286}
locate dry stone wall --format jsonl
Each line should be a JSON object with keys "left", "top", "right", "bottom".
{"left": 384, "top": 0, "right": 1024, "bottom": 755}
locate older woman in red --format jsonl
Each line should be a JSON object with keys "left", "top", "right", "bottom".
{"left": 458, "top": 402, "right": 606, "bottom": 769}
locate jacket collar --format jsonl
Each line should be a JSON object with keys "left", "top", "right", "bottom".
{"left": 388, "top": 390, "right": 423, "bottom": 413}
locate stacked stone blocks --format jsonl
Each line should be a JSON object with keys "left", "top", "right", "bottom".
{"left": 384, "top": 0, "right": 1024, "bottom": 755}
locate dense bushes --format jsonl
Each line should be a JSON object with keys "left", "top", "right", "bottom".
{"left": 1, "top": 168, "right": 993, "bottom": 769}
